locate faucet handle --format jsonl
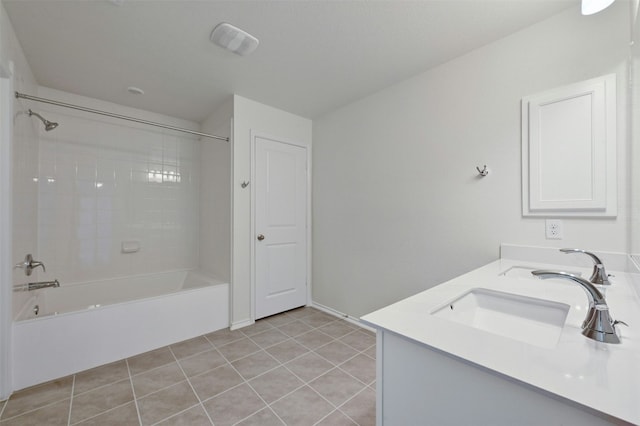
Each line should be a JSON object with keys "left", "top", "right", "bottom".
{"left": 560, "top": 248, "right": 610, "bottom": 286}
{"left": 13, "top": 254, "right": 46, "bottom": 276}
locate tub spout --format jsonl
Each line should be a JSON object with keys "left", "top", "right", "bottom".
{"left": 13, "top": 279, "right": 60, "bottom": 291}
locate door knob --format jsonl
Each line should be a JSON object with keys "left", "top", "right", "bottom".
{"left": 257, "top": 234, "right": 265, "bottom": 241}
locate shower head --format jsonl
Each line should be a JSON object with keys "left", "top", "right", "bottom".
{"left": 28, "top": 109, "right": 58, "bottom": 131}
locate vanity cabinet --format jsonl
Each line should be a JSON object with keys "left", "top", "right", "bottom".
{"left": 375, "top": 329, "right": 619, "bottom": 426}
{"left": 362, "top": 250, "right": 640, "bottom": 426}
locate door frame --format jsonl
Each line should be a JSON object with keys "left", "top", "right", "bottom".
{"left": 0, "top": 60, "right": 14, "bottom": 399}
{"left": 250, "top": 131, "right": 311, "bottom": 321}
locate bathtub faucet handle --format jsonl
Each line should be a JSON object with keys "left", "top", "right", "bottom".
{"left": 14, "top": 254, "right": 46, "bottom": 276}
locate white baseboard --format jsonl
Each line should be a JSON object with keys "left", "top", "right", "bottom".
{"left": 230, "top": 319, "right": 254, "bottom": 330}
{"left": 311, "top": 301, "right": 376, "bottom": 333}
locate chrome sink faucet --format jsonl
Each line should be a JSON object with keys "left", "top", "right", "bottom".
{"left": 532, "top": 271, "right": 625, "bottom": 344}
{"left": 560, "top": 248, "right": 610, "bottom": 286}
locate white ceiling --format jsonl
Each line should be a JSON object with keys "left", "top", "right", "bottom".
{"left": 3, "top": 0, "right": 577, "bottom": 122}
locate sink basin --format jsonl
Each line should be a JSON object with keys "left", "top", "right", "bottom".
{"left": 499, "top": 265, "right": 582, "bottom": 280}
{"left": 431, "top": 288, "right": 570, "bottom": 348}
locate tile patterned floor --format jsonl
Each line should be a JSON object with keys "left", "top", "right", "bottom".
{"left": 0, "top": 307, "right": 376, "bottom": 425}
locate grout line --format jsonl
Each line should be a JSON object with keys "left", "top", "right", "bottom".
{"left": 335, "top": 385, "right": 374, "bottom": 426}
{"left": 198, "top": 381, "right": 246, "bottom": 406}
{"left": 203, "top": 332, "right": 246, "bottom": 349}
{"left": 67, "top": 375, "right": 76, "bottom": 426}
{"left": 71, "top": 376, "right": 134, "bottom": 398}
{"left": 0, "top": 397, "right": 74, "bottom": 422}
{"left": 149, "top": 403, "right": 202, "bottom": 426}
{"left": 221, "top": 331, "right": 292, "bottom": 425}
{"left": 313, "top": 409, "right": 342, "bottom": 426}
{"left": 125, "top": 359, "right": 143, "bottom": 426}
{"left": 168, "top": 343, "right": 216, "bottom": 364}
{"left": 69, "top": 401, "right": 137, "bottom": 426}
{"left": 167, "top": 345, "right": 215, "bottom": 425}
{"left": 216, "top": 358, "right": 278, "bottom": 425}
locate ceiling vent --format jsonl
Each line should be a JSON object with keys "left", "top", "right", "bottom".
{"left": 210, "top": 22, "right": 259, "bottom": 56}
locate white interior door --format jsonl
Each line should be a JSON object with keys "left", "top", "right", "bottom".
{"left": 254, "top": 136, "right": 307, "bottom": 319}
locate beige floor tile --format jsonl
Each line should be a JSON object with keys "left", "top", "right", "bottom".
{"left": 189, "top": 365, "right": 244, "bottom": 401}
{"left": 205, "top": 328, "right": 245, "bottom": 347}
{"left": 261, "top": 312, "right": 295, "bottom": 327}
{"left": 249, "top": 329, "right": 289, "bottom": 348}
{"left": 270, "top": 385, "right": 333, "bottom": 425}
{"left": 75, "top": 401, "right": 139, "bottom": 425}
{"left": 300, "top": 312, "right": 338, "bottom": 328}
{"left": 264, "top": 339, "right": 310, "bottom": 363}
{"left": 285, "top": 352, "right": 334, "bottom": 382}
{"left": 294, "top": 329, "right": 334, "bottom": 350}
{"left": 339, "top": 354, "right": 376, "bottom": 385}
{"left": 137, "top": 381, "right": 198, "bottom": 425}
{"left": 131, "top": 362, "right": 185, "bottom": 398}
{"left": 339, "top": 331, "right": 376, "bottom": 352}
{"left": 127, "top": 347, "right": 175, "bottom": 376}
{"left": 70, "top": 378, "right": 134, "bottom": 424}
{"left": 248, "top": 366, "right": 303, "bottom": 404}
{"left": 74, "top": 360, "right": 129, "bottom": 395}
{"left": 315, "top": 341, "right": 359, "bottom": 365}
{"left": 316, "top": 410, "right": 358, "bottom": 426}
{"left": 310, "top": 368, "right": 367, "bottom": 406}
{"left": 276, "top": 320, "right": 313, "bottom": 337}
{"left": 178, "top": 349, "right": 227, "bottom": 377}
{"left": 240, "top": 320, "right": 274, "bottom": 337}
{"left": 285, "top": 306, "right": 317, "bottom": 319}
{"left": 170, "top": 336, "right": 214, "bottom": 359}
{"left": 318, "top": 321, "right": 357, "bottom": 338}
{"left": 363, "top": 345, "right": 376, "bottom": 360}
{"left": 0, "top": 398, "right": 70, "bottom": 426}
{"left": 203, "top": 384, "right": 265, "bottom": 426}
{"left": 231, "top": 350, "right": 280, "bottom": 380}
{"left": 3, "top": 314, "right": 378, "bottom": 426}
{"left": 235, "top": 407, "right": 285, "bottom": 426}
{"left": 1, "top": 377, "right": 72, "bottom": 420}
{"left": 339, "top": 388, "right": 376, "bottom": 426}
{"left": 156, "top": 404, "right": 212, "bottom": 425}
{"left": 216, "top": 338, "right": 261, "bottom": 362}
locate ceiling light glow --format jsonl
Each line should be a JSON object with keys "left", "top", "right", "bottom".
{"left": 581, "top": 0, "right": 616, "bottom": 15}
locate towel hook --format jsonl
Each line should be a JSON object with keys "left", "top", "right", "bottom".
{"left": 241, "top": 181, "right": 250, "bottom": 188}
{"left": 476, "top": 165, "right": 489, "bottom": 177}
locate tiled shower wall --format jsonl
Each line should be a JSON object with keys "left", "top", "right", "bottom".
{"left": 7, "top": 0, "right": 42, "bottom": 317}
{"left": 12, "top": 94, "right": 40, "bottom": 317}
{"left": 35, "top": 88, "right": 201, "bottom": 286}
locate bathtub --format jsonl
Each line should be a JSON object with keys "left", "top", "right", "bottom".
{"left": 12, "top": 270, "right": 229, "bottom": 390}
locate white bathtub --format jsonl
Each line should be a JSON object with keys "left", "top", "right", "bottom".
{"left": 12, "top": 270, "right": 229, "bottom": 390}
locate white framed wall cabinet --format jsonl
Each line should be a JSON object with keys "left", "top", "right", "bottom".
{"left": 521, "top": 74, "right": 617, "bottom": 217}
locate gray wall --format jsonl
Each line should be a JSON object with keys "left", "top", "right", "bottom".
{"left": 312, "top": 4, "right": 630, "bottom": 318}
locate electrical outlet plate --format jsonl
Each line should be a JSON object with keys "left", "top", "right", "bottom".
{"left": 545, "top": 219, "right": 563, "bottom": 240}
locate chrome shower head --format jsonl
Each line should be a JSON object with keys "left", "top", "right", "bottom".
{"left": 28, "top": 109, "right": 58, "bottom": 131}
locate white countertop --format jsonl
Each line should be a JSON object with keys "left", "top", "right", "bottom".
{"left": 361, "top": 253, "right": 640, "bottom": 424}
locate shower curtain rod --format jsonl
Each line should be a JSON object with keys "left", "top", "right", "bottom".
{"left": 15, "top": 92, "right": 229, "bottom": 142}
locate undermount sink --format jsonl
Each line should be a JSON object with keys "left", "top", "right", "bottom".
{"left": 499, "top": 265, "right": 582, "bottom": 280}
{"left": 431, "top": 288, "right": 570, "bottom": 348}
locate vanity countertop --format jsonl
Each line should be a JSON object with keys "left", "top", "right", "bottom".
{"left": 361, "top": 255, "right": 640, "bottom": 424}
